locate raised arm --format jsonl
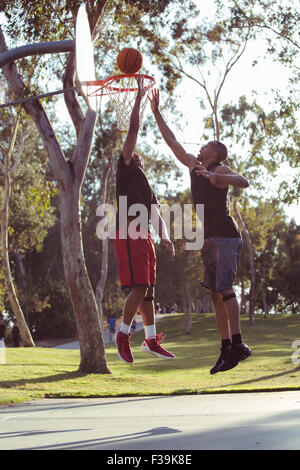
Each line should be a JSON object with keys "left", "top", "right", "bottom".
{"left": 149, "top": 89, "right": 197, "bottom": 170}
{"left": 122, "top": 75, "right": 146, "bottom": 165}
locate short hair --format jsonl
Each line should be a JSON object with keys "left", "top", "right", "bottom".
{"left": 208, "top": 141, "right": 228, "bottom": 162}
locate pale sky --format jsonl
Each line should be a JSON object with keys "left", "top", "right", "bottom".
{"left": 2, "top": 3, "right": 297, "bottom": 223}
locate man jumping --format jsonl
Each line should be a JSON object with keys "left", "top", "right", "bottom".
{"left": 149, "top": 88, "right": 252, "bottom": 374}
{"left": 114, "top": 76, "right": 175, "bottom": 364}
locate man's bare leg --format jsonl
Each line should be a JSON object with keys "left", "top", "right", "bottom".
{"left": 140, "top": 287, "right": 175, "bottom": 359}
{"left": 217, "top": 288, "right": 252, "bottom": 372}
{"left": 139, "top": 287, "right": 156, "bottom": 338}
{"left": 121, "top": 286, "right": 148, "bottom": 330}
{"left": 210, "top": 290, "right": 231, "bottom": 341}
{"left": 209, "top": 290, "right": 232, "bottom": 375}
{"left": 116, "top": 286, "right": 148, "bottom": 364}
{"left": 221, "top": 288, "right": 241, "bottom": 338}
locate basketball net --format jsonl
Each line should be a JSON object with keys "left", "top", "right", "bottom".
{"left": 86, "top": 74, "right": 155, "bottom": 131}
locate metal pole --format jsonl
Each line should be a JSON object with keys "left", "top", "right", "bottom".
{"left": 0, "top": 40, "right": 75, "bottom": 68}
{"left": 0, "top": 87, "right": 77, "bottom": 109}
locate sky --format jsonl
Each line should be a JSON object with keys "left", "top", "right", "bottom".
{"left": 66, "top": 1, "right": 300, "bottom": 224}
{"left": 138, "top": 39, "right": 299, "bottom": 224}
{"left": 164, "top": 4, "right": 298, "bottom": 224}
{"left": 2, "top": 2, "right": 297, "bottom": 224}
{"left": 63, "top": 1, "right": 300, "bottom": 225}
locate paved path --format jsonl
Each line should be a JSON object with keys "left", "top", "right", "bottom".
{"left": 54, "top": 314, "right": 170, "bottom": 350}
{"left": 1, "top": 391, "right": 300, "bottom": 450}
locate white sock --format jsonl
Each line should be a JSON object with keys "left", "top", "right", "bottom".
{"left": 144, "top": 324, "right": 156, "bottom": 339}
{"left": 120, "top": 322, "right": 131, "bottom": 335}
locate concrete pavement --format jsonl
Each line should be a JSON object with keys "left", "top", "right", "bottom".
{"left": 1, "top": 391, "right": 300, "bottom": 450}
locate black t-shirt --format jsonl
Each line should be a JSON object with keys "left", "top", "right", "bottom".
{"left": 116, "top": 154, "right": 158, "bottom": 229}
{"left": 190, "top": 162, "right": 240, "bottom": 239}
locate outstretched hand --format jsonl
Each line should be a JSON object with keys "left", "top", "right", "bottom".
{"left": 136, "top": 74, "right": 146, "bottom": 98}
{"left": 148, "top": 88, "right": 160, "bottom": 113}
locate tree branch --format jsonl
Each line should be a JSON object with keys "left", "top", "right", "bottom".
{"left": 0, "top": 26, "right": 71, "bottom": 189}
{"left": 231, "top": 0, "right": 299, "bottom": 49}
{"left": 71, "top": 108, "right": 97, "bottom": 183}
{"left": 62, "top": 52, "right": 85, "bottom": 137}
{"left": 171, "top": 52, "right": 215, "bottom": 112}
{"left": 11, "top": 132, "right": 30, "bottom": 174}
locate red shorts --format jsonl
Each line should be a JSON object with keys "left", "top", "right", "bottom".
{"left": 114, "top": 230, "right": 156, "bottom": 289}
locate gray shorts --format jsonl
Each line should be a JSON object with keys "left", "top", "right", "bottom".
{"left": 201, "top": 237, "right": 242, "bottom": 292}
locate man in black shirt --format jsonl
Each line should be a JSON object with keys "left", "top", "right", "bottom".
{"left": 114, "top": 76, "right": 175, "bottom": 364}
{"left": 149, "top": 89, "right": 252, "bottom": 374}
{"left": 11, "top": 319, "right": 20, "bottom": 347}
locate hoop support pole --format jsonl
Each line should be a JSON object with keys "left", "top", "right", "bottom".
{"left": 0, "top": 87, "right": 77, "bottom": 109}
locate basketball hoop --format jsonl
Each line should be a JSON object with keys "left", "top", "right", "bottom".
{"left": 82, "top": 74, "right": 155, "bottom": 131}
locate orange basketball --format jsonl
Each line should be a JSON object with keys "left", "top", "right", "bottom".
{"left": 116, "top": 48, "right": 143, "bottom": 74}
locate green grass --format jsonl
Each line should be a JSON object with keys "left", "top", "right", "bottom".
{"left": 1, "top": 313, "right": 300, "bottom": 405}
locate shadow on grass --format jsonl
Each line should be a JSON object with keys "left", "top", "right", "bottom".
{"left": 0, "top": 370, "right": 87, "bottom": 389}
{"left": 201, "top": 365, "right": 300, "bottom": 392}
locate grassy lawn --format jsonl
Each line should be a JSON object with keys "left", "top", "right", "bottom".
{"left": 1, "top": 313, "right": 300, "bottom": 405}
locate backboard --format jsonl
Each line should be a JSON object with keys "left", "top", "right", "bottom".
{"left": 75, "top": 4, "right": 97, "bottom": 111}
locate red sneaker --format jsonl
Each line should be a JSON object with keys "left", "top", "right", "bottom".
{"left": 141, "top": 333, "right": 175, "bottom": 360}
{"left": 115, "top": 331, "right": 134, "bottom": 364}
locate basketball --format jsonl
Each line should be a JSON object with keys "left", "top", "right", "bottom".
{"left": 116, "top": 48, "right": 143, "bottom": 74}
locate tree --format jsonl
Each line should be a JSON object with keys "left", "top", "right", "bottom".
{"left": 0, "top": 111, "right": 35, "bottom": 346}
{"left": 223, "top": 0, "right": 300, "bottom": 61}
{"left": 0, "top": 0, "right": 190, "bottom": 369}
{"left": 0, "top": 1, "right": 110, "bottom": 373}
{"left": 271, "top": 220, "right": 300, "bottom": 314}
{"left": 155, "top": 189, "right": 206, "bottom": 332}
{"left": 95, "top": 153, "right": 114, "bottom": 332}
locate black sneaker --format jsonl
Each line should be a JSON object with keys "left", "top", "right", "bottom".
{"left": 210, "top": 345, "right": 231, "bottom": 375}
{"left": 218, "top": 343, "right": 252, "bottom": 372}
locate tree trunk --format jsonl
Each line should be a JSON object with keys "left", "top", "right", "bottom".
{"left": 233, "top": 199, "right": 255, "bottom": 325}
{"left": 0, "top": 118, "right": 35, "bottom": 347}
{"left": 60, "top": 184, "right": 110, "bottom": 373}
{"left": 261, "top": 265, "right": 269, "bottom": 318}
{"left": 95, "top": 156, "right": 113, "bottom": 332}
{"left": 95, "top": 236, "right": 108, "bottom": 333}
{"left": 0, "top": 21, "right": 110, "bottom": 373}
{"left": 184, "top": 287, "right": 192, "bottom": 334}
{"left": 15, "top": 251, "right": 27, "bottom": 290}
{"left": 240, "top": 279, "right": 246, "bottom": 315}
{"left": 195, "top": 298, "right": 202, "bottom": 313}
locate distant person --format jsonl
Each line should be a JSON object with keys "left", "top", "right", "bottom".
{"left": 114, "top": 75, "right": 175, "bottom": 364}
{"left": 108, "top": 317, "right": 116, "bottom": 341}
{"left": 11, "top": 319, "right": 20, "bottom": 347}
{"left": 171, "top": 303, "right": 178, "bottom": 313}
{"left": 0, "top": 317, "right": 6, "bottom": 343}
{"left": 130, "top": 318, "right": 137, "bottom": 335}
{"left": 155, "top": 303, "right": 161, "bottom": 315}
{"left": 149, "top": 88, "right": 252, "bottom": 374}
